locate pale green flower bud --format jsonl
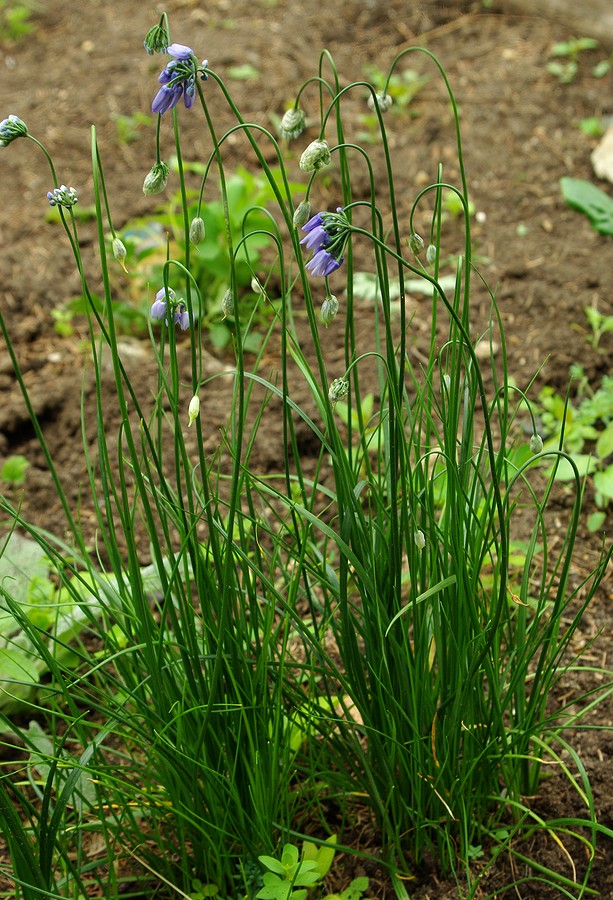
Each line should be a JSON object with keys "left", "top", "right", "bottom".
{"left": 299, "top": 139, "right": 331, "bottom": 173}
{"left": 530, "top": 433, "right": 543, "bottom": 455}
{"left": 328, "top": 377, "right": 349, "bottom": 404}
{"left": 188, "top": 394, "right": 200, "bottom": 427}
{"left": 320, "top": 294, "right": 339, "bottom": 327}
{"left": 442, "top": 373, "right": 451, "bottom": 392}
{"left": 143, "top": 19, "right": 169, "bottom": 54}
{"left": 367, "top": 91, "right": 393, "bottom": 113}
{"left": 409, "top": 232, "right": 424, "bottom": 256}
{"left": 189, "top": 216, "right": 206, "bottom": 245}
{"left": 221, "top": 289, "right": 234, "bottom": 319}
{"left": 112, "top": 237, "right": 128, "bottom": 272}
{"left": 414, "top": 529, "right": 426, "bottom": 551}
{"left": 0, "top": 114, "right": 28, "bottom": 147}
{"left": 426, "top": 243, "right": 437, "bottom": 266}
{"left": 293, "top": 199, "right": 312, "bottom": 228}
{"left": 143, "top": 161, "right": 169, "bottom": 196}
{"left": 280, "top": 106, "right": 306, "bottom": 140}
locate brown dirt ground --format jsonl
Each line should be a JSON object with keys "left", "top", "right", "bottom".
{"left": 0, "top": 1, "right": 612, "bottom": 897}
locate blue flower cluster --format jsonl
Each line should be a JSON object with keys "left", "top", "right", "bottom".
{"left": 300, "top": 208, "right": 349, "bottom": 278}
{"left": 151, "top": 287, "right": 190, "bottom": 330}
{"left": 151, "top": 43, "right": 208, "bottom": 115}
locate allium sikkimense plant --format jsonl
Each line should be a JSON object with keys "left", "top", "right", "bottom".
{"left": 0, "top": 12, "right": 612, "bottom": 900}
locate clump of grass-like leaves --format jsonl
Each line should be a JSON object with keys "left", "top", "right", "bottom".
{"left": 0, "top": 15, "right": 611, "bottom": 900}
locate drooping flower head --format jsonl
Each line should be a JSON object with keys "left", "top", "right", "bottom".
{"left": 47, "top": 185, "right": 78, "bottom": 208}
{"left": 0, "top": 115, "right": 27, "bottom": 147}
{"left": 150, "top": 287, "right": 190, "bottom": 330}
{"left": 151, "top": 43, "right": 208, "bottom": 115}
{"left": 300, "top": 207, "right": 350, "bottom": 278}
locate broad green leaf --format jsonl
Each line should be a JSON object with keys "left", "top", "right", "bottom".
{"left": 551, "top": 453, "right": 596, "bottom": 481}
{"left": 596, "top": 422, "right": 613, "bottom": 460}
{"left": 560, "top": 177, "right": 613, "bottom": 235}
{"left": 0, "top": 532, "right": 50, "bottom": 608}
{"left": 302, "top": 835, "right": 336, "bottom": 878}
{"left": 0, "top": 647, "right": 40, "bottom": 704}
{"left": 587, "top": 510, "right": 606, "bottom": 532}
{"left": 258, "top": 856, "right": 287, "bottom": 876}
{"left": 593, "top": 466, "right": 613, "bottom": 499}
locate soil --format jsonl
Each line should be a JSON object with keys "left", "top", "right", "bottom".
{"left": 1, "top": 1, "right": 612, "bottom": 897}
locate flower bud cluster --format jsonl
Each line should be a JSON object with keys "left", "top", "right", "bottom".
{"left": 367, "top": 91, "right": 393, "bottom": 113}
{"left": 529, "top": 433, "right": 543, "bottom": 455}
{"left": 221, "top": 289, "right": 234, "bottom": 319}
{"left": 328, "top": 378, "right": 349, "bottom": 404}
{"left": 292, "top": 199, "right": 312, "bottom": 228}
{"left": 189, "top": 216, "right": 206, "bottom": 245}
{"left": 144, "top": 19, "right": 170, "bottom": 55}
{"left": 299, "top": 139, "right": 331, "bottom": 173}
{"left": 0, "top": 115, "right": 27, "bottom": 147}
{"left": 47, "top": 185, "right": 78, "bottom": 208}
{"left": 143, "top": 161, "right": 169, "bottom": 195}
{"left": 280, "top": 107, "right": 306, "bottom": 140}
{"left": 300, "top": 208, "right": 350, "bottom": 278}
{"left": 320, "top": 293, "right": 339, "bottom": 327}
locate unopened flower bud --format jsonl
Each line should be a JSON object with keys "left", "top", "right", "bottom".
{"left": 221, "top": 289, "right": 234, "bottom": 319}
{"left": 112, "top": 237, "right": 128, "bottom": 272}
{"left": 426, "top": 243, "right": 437, "bottom": 266}
{"left": 188, "top": 394, "right": 200, "bottom": 427}
{"left": 414, "top": 529, "right": 426, "bottom": 551}
{"left": 189, "top": 216, "right": 206, "bottom": 245}
{"left": 299, "top": 139, "right": 331, "bottom": 173}
{"left": 367, "top": 91, "right": 393, "bottom": 113}
{"left": 47, "top": 185, "right": 78, "bottom": 208}
{"left": 530, "top": 433, "right": 543, "bottom": 455}
{"left": 251, "top": 276, "right": 267, "bottom": 298}
{"left": 0, "top": 114, "right": 27, "bottom": 147}
{"left": 320, "top": 294, "right": 339, "bottom": 327}
{"left": 280, "top": 106, "right": 306, "bottom": 140}
{"left": 143, "top": 161, "right": 169, "bottom": 196}
{"left": 293, "top": 199, "right": 312, "bottom": 228}
{"left": 143, "top": 20, "right": 169, "bottom": 54}
{"left": 409, "top": 232, "right": 424, "bottom": 256}
{"left": 442, "top": 373, "right": 451, "bottom": 392}
{"left": 328, "top": 377, "right": 349, "bottom": 404}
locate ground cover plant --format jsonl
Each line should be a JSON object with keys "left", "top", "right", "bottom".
{"left": 0, "top": 9, "right": 612, "bottom": 900}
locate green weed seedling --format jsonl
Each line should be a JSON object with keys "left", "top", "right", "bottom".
{"left": 257, "top": 840, "right": 364, "bottom": 900}
{"left": 546, "top": 36, "right": 600, "bottom": 83}
{"left": 0, "top": 0, "right": 39, "bottom": 43}
{"left": 1, "top": 453, "right": 29, "bottom": 484}
{"left": 584, "top": 305, "right": 613, "bottom": 349}
{"left": 114, "top": 110, "right": 155, "bottom": 144}
{"left": 537, "top": 370, "right": 613, "bottom": 530}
